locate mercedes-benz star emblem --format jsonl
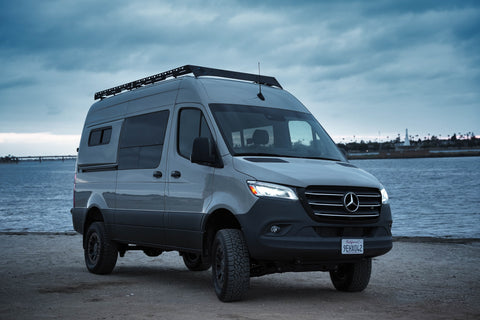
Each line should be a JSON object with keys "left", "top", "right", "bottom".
{"left": 343, "top": 192, "right": 360, "bottom": 213}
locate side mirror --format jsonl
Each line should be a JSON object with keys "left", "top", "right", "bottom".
{"left": 191, "top": 137, "right": 222, "bottom": 167}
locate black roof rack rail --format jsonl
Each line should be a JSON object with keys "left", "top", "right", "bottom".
{"left": 94, "top": 64, "right": 283, "bottom": 100}
{"left": 94, "top": 65, "right": 282, "bottom": 100}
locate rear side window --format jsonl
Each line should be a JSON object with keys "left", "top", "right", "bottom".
{"left": 88, "top": 127, "right": 112, "bottom": 146}
{"left": 118, "top": 110, "right": 169, "bottom": 170}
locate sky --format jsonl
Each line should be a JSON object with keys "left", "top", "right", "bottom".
{"left": 0, "top": 0, "right": 479, "bottom": 156}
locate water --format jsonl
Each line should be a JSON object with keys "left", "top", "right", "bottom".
{"left": 351, "top": 157, "right": 480, "bottom": 239}
{"left": 0, "top": 160, "right": 75, "bottom": 232}
{"left": 0, "top": 157, "right": 479, "bottom": 238}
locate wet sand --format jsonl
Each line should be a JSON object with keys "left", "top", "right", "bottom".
{"left": 1, "top": 234, "right": 479, "bottom": 320}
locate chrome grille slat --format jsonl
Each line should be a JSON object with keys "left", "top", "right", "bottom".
{"left": 358, "top": 194, "right": 381, "bottom": 198}
{"left": 309, "top": 202, "right": 344, "bottom": 207}
{"left": 305, "top": 192, "right": 343, "bottom": 197}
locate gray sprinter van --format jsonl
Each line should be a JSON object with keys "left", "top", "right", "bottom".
{"left": 72, "top": 65, "right": 392, "bottom": 302}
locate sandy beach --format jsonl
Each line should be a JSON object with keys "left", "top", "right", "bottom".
{"left": 0, "top": 234, "right": 479, "bottom": 320}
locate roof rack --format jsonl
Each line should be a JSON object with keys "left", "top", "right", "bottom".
{"left": 94, "top": 65, "right": 283, "bottom": 100}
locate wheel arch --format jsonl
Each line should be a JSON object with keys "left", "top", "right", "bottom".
{"left": 202, "top": 209, "right": 241, "bottom": 257}
{"left": 83, "top": 206, "right": 105, "bottom": 249}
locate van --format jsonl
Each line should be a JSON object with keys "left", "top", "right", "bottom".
{"left": 71, "top": 65, "right": 392, "bottom": 302}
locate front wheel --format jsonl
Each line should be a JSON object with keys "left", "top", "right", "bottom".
{"left": 84, "top": 222, "right": 118, "bottom": 274}
{"left": 329, "top": 258, "right": 372, "bottom": 292}
{"left": 211, "top": 229, "right": 250, "bottom": 302}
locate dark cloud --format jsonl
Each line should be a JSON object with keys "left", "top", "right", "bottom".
{"left": 0, "top": 78, "right": 36, "bottom": 91}
{"left": 0, "top": 0, "right": 479, "bottom": 145}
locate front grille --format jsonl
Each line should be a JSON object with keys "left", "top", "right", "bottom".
{"left": 303, "top": 186, "right": 381, "bottom": 219}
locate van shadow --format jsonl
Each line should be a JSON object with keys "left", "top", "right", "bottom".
{"left": 110, "top": 262, "right": 343, "bottom": 302}
{"left": 113, "top": 264, "right": 211, "bottom": 289}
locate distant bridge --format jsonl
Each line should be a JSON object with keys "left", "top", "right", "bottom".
{"left": 2, "top": 155, "right": 77, "bottom": 162}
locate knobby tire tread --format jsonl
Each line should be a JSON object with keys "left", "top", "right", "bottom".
{"left": 85, "top": 222, "right": 118, "bottom": 275}
{"left": 213, "top": 229, "right": 250, "bottom": 302}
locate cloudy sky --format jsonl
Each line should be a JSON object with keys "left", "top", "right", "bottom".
{"left": 1, "top": 0, "right": 479, "bottom": 156}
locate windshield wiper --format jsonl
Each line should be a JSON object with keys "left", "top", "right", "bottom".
{"left": 302, "top": 156, "right": 341, "bottom": 161}
{"left": 235, "top": 152, "right": 287, "bottom": 157}
{"left": 235, "top": 153, "right": 341, "bottom": 161}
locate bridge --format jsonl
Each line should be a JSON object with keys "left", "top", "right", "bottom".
{"left": 0, "top": 155, "right": 77, "bottom": 163}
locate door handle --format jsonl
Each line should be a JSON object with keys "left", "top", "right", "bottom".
{"left": 171, "top": 170, "right": 181, "bottom": 178}
{"left": 153, "top": 171, "right": 163, "bottom": 178}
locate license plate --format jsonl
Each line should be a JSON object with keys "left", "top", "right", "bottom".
{"left": 341, "top": 239, "right": 364, "bottom": 254}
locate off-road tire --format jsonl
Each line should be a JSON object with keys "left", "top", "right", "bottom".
{"left": 84, "top": 222, "right": 118, "bottom": 274}
{"left": 211, "top": 229, "right": 250, "bottom": 302}
{"left": 330, "top": 258, "right": 372, "bottom": 292}
{"left": 182, "top": 252, "right": 211, "bottom": 271}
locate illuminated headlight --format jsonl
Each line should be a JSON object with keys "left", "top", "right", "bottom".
{"left": 380, "top": 187, "right": 389, "bottom": 204}
{"left": 247, "top": 181, "right": 298, "bottom": 200}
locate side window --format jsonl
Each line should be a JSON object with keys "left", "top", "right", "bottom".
{"left": 232, "top": 131, "right": 242, "bottom": 148}
{"left": 178, "top": 108, "right": 213, "bottom": 159}
{"left": 118, "top": 110, "right": 169, "bottom": 170}
{"left": 289, "top": 120, "right": 314, "bottom": 147}
{"left": 88, "top": 127, "right": 112, "bottom": 146}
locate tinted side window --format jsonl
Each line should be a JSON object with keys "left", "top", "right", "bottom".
{"left": 178, "top": 108, "right": 213, "bottom": 159}
{"left": 102, "top": 128, "right": 112, "bottom": 144}
{"left": 88, "top": 127, "right": 112, "bottom": 146}
{"left": 118, "top": 110, "right": 169, "bottom": 170}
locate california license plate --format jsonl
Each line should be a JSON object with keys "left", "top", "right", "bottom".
{"left": 341, "top": 239, "right": 364, "bottom": 254}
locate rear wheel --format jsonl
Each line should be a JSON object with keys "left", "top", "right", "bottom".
{"left": 211, "top": 229, "right": 250, "bottom": 302}
{"left": 182, "top": 252, "right": 211, "bottom": 271}
{"left": 84, "top": 222, "right": 118, "bottom": 274}
{"left": 329, "top": 258, "right": 372, "bottom": 292}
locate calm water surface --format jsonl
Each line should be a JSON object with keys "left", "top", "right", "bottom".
{"left": 0, "top": 160, "right": 75, "bottom": 232}
{"left": 352, "top": 157, "right": 480, "bottom": 239}
{"left": 0, "top": 157, "right": 479, "bottom": 238}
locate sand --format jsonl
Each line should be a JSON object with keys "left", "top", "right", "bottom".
{"left": 0, "top": 234, "right": 479, "bottom": 320}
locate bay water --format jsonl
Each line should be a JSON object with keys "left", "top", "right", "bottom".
{"left": 0, "top": 157, "right": 479, "bottom": 238}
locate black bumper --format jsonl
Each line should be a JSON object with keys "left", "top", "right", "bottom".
{"left": 70, "top": 207, "right": 87, "bottom": 234}
{"left": 236, "top": 198, "right": 392, "bottom": 262}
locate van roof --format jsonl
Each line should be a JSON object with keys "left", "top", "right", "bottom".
{"left": 85, "top": 66, "right": 309, "bottom": 127}
{"left": 94, "top": 65, "right": 282, "bottom": 100}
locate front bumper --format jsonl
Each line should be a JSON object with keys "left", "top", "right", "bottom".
{"left": 236, "top": 198, "right": 392, "bottom": 262}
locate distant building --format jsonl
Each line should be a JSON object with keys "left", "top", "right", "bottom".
{"left": 404, "top": 129, "right": 410, "bottom": 146}
{"left": 395, "top": 128, "right": 414, "bottom": 151}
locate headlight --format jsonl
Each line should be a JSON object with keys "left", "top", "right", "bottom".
{"left": 247, "top": 181, "right": 298, "bottom": 200}
{"left": 380, "top": 187, "right": 389, "bottom": 204}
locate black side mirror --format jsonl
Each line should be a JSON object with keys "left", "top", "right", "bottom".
{"left": 191, "top": 137, "right": 222, "bottom": 167}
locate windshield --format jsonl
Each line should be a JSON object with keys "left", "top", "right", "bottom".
{"left": 209, "top": 104, "right": 345, "bottom": 161}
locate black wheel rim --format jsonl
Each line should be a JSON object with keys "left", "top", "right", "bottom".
{"left": 214, "top": 243, "right": 225, "bottom": 287}
{"left": 333, "top": 265, "right": 348, "bottom": 281}
{"left": 87, "top": 232, "right": 100, "bottom": 264}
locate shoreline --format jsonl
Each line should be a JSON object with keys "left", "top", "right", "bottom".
{"left": 1, "top": 153, "right": 480, "bottom": 163}
{"left": 349, "top": 150, "right": 480, "bottom": 160}
{"left": 1, "top": 231, "right": 478, "bottom": 244}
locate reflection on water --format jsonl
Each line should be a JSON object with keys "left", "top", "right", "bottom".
{"left": 0, "top": 157, "right": 479, "bottom": 238}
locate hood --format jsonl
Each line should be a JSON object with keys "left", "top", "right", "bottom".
{"left": 232, "top": 157, "right": 382, "bottom": 189}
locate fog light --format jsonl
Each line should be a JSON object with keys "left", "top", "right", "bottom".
{"left": 270, "top": 225, "right": 281, "bottom": 233}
